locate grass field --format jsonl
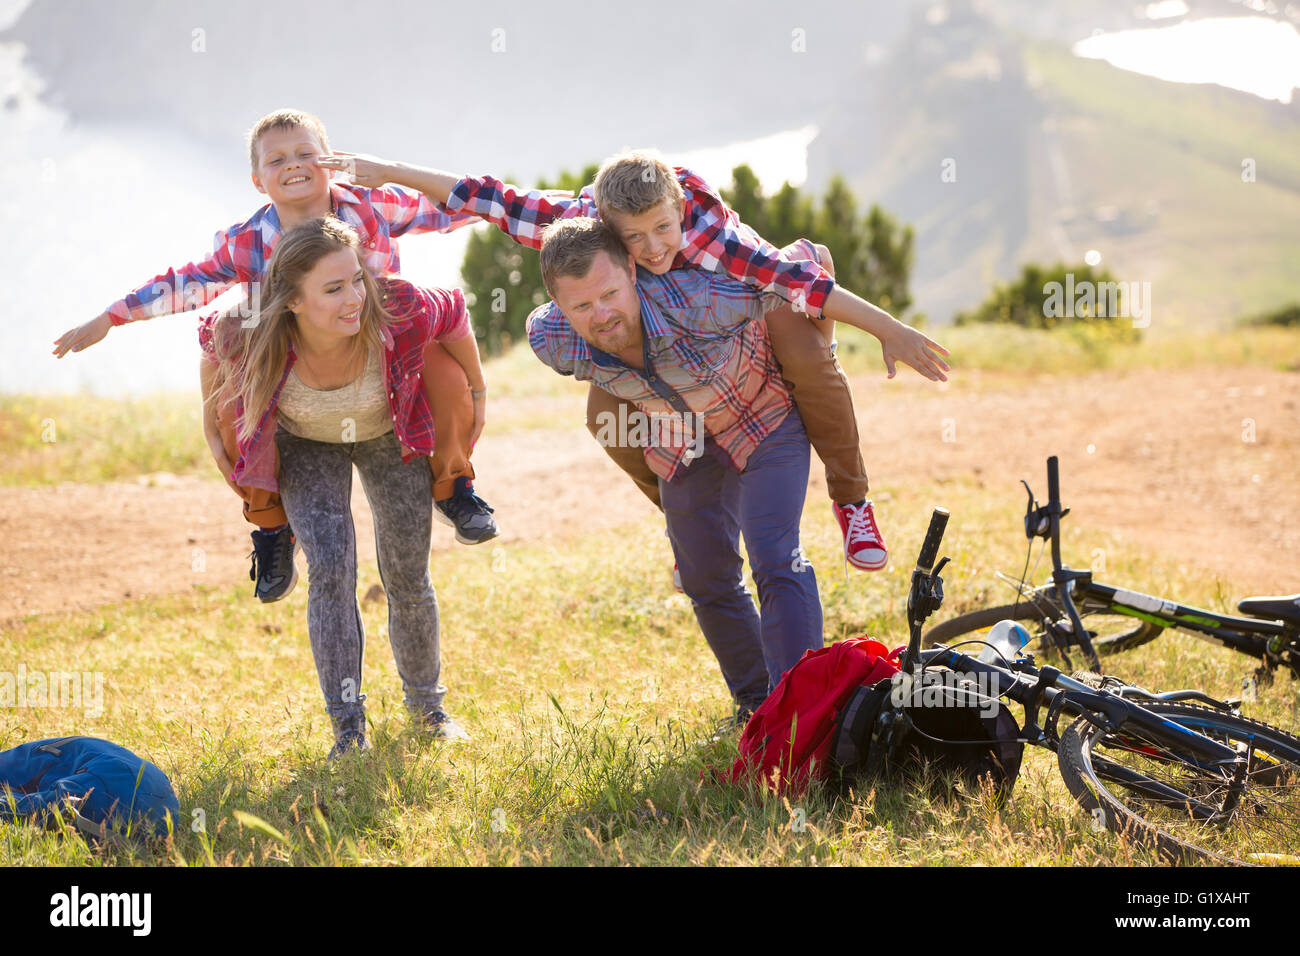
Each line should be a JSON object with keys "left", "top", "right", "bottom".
{"left": 4, "top": 329, "right": 1299, "bottom": 866}
{"left": 2, "top": 470, "right": 1296, "bottom": 866}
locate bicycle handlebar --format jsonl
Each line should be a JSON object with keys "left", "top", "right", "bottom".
{"left": 1047, "top": 455, "right": 1060, "bottom": 507}
{"left": 916, "top": 508, "right": 950, "bottom": 571}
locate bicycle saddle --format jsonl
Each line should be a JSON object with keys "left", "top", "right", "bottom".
{"left": 1237, "top": 594, "right": 1300, "bottom": 626}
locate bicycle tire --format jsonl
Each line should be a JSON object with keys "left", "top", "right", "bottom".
{"left": 1057, "top": 701, "right": 1300, "bottom": 864}
{"left": 924, "top": 601, "right": 1164, "bottom": 658}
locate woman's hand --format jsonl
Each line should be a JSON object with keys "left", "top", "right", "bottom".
{"left": 201, "top": 396, "right": 242, "bottom": 496}
{"left": 469, "top": 386, "right": 487, "bottom": 451}
{"left": 204, "top": 426, "right": 242, "bottom": 496}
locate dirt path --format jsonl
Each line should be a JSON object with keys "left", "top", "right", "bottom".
{"left": 1, "top": 365, "right": 1296, "bottom": 625}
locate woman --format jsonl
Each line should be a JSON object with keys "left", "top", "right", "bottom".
{"left": 200, "top": 216, "right": 483, "bottom": 759}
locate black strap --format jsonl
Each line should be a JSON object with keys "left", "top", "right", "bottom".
{"left": 36, "top": 736, "right": 83, "bottom": 757}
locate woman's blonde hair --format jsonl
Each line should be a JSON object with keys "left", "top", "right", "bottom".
{"left": 207, "top": 217, "right": 392, "bottom": 444}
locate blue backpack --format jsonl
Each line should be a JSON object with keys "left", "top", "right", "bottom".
{"left": 0, "top": 736, "right": 179, "bottom": 843}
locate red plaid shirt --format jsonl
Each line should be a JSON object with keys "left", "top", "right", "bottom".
{"left": 107, "top": 181, "right": 477, "bottom": 326}
{"left": 528, "top": 268, "right": 790, "bottom": 482}
{"left": 445, "top": 168, "right": 837, "bottom": 317}
{"left": 199, "top": 279, "right": 470, "bottom": 492}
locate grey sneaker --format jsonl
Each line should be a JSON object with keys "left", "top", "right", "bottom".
{"left": 327, "top": 729, "right": 370, "bottom": 762}
{"left": 417, "top": 709, "right": 470, "bottom": 742}
{"left": 435, "top": 477, "right": 499, "bottom": 545}
{"left": 249, "top": 526, "right": 298, "bottom": 603}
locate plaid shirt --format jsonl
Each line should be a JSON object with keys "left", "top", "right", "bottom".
{"left": 199, "top": 278, "right": 470, "bottom": 492}
{"left": 527, "top": 269, "right": 790, "bottom": 481}
{"left": 107, "top": 181, "right": 477, "bottom": 326}
{"left": 446, "top": 168, "right": 836, "bottom": 317}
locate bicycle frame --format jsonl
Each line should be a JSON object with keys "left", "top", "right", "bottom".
{"left": 889, "top": 510, "right": 1260, "bottom": 827}
{"left": 1029, "top": 576, "right": 1292, "bottom": 661}
{"left": 1018, "top": 457, "right": 1298, "bottom": 676}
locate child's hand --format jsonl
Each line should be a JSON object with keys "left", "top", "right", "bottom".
{"left": 317, "top": 151, "right": 392, "bottom": 189}
{"left": 53, "top": 312, "right": 112, "bottom": 358}
{"left": 879, "top": 319, "right": 950, "bottom": 382}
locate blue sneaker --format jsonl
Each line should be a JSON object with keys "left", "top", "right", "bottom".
{"left": 249, "top": 525, "right": 298, "bottom": 603}
{"left": 435, "top": 477, "right": 499, "bottom": 545}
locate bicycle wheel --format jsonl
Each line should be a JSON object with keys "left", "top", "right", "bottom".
{"left": 924, "top": 597, "right": 1164, "bottom": 658}
{"left": 1058, "top": 701, "right": 1300, "bottom": 864}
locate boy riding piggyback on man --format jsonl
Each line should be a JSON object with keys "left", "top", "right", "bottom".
{"left": 320, "top": 148, "right": 951, "bottom": 575}
{"left": 52, "top": 109, "right": 500, "bottom": 602}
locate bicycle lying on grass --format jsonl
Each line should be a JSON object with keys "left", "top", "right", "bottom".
{"left": 924, "top": 457, "right": 1299, "bottom": 685}
{"left": 864, "top": 507, "right": 1300, "bottom": 864}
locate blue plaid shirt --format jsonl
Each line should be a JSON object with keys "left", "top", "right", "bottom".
{"left": 528, "top": 268, "right": 791, "bottom": 480}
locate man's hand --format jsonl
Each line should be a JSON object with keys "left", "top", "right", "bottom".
{"left": 52, "top": 312, "right": 112, "bottom": 358}
{"left": 316, "top": 151, "right": 393, "bottom": 189}
{"left": 878, "top": 319, "right": 951, "bottom": 382}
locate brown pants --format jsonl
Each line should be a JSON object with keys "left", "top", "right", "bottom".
{"left": 583, "top": 245, "right": 869, "bottom": 510}
{"left": 220, "top": 339, "right": 477, "bottom": 528}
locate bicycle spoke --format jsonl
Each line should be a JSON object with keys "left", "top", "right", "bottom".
{"left": 1088, "top": 720, "right": 1300, "bottom": 860}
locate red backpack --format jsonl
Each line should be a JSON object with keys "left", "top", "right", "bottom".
{"left": 725, "top": 638, "right": 901, "bottom": 794}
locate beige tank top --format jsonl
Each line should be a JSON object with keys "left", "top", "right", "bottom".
{"left": 277, "top": 347, "right": 393, "bottom": 443}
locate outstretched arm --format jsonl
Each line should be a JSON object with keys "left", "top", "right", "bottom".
{"left": 822, "top": 286, "right": 950, "bottom": 382}
{"left": 317, "top": 152, "right": 460, "bottom": 204}
{"left": 320, "top": 153, "right": 596, "bottom": 251}
{"left": 53, "top": 239, "right": 240, "bottom": 358}
{"left": 677, "top": 168, "right": 950, "bottom": 381}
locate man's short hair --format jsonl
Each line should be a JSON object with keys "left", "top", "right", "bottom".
{"left": 592, "top": 149, "right": 685, "bottom": 220}
{"left": 539, "top": 218, "right": 631, "bottom": 297}
{"left": 248, "top": 108, "right": 331, "bottom": 173}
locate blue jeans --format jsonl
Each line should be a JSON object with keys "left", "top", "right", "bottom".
{"left": 660, "top": 408, "right": 823, "bottom": 710}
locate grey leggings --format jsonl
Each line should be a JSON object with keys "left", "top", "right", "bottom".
{"left": 275, "top": 426, "right": 444, "bottom": 739}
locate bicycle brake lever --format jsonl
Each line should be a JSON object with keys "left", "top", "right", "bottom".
{"left": 1021, "top": 480, "right": 1036, "bottom": 540}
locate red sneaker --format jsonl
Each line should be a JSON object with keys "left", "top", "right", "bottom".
{"left": 673, "top": 562, "right": 683, "bottom": 593}
{"left": 832, "top": 500, "right": 888, "bottom": 571}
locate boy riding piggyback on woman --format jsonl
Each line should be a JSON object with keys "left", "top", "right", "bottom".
{"left": 53, "top": 109, "right": 501, "bottom": 605}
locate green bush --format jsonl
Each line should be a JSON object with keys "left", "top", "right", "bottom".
{"left": 954, "top": 262, "right": 1144, "bottom": 342}
{"left": 1240, "top": 302, "right": 1300, "bottom": 327}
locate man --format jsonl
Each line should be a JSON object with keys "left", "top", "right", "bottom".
{"left": 528, "top": 217, "right": 826, "bottom": 720}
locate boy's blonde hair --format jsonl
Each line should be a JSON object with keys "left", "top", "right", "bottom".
{"left": 247, "top": 109, "right": 331, "bottom": 172}
{"left": 539, "top": 218, "right": 631, "bottom": 297}
{"left": 592, "top": 150, "right": 684, "bottom": 220}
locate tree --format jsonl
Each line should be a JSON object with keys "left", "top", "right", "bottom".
{"left": 720, "top": 164, "right": 767, "bottom": 237}
{"left": 722, "top": 168, "right": 915, "bottom": 317}
{"left": 954, "top": 262, "right": 1142, "bottom": 340}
